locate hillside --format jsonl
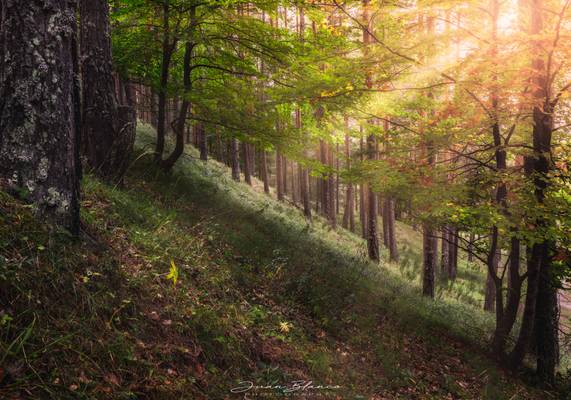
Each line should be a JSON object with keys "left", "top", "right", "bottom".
{"left": 0, "top": 126, "right": 555, "bottom": 399}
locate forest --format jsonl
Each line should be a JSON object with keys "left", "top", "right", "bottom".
{"left": 1, "top": 0, "right": 571, "bottom": 398}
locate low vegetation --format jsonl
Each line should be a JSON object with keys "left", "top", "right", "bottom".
{"left": 0, "top": 128, "right": 558, "bottom": 399}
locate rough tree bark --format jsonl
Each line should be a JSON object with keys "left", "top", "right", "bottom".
{"left": 80, "top": 0, "right": 135, "bottom": 183}
{"left": 0, "top": 0, "right": 81, "bottom": 234}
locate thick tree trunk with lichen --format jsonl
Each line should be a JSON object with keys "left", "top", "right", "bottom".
{"left": 0, "top": 0, "right": 81, "bottom": 234}
{"left": 80, "top": 0, "right": 135, "bottom": 182}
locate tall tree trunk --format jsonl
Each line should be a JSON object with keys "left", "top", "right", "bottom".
{"left": 242, "top": 142, "right": 252, "bottom": 185}
{"left": 197, "top": 123, "right": 207, "bottom": 161}
{"left": 386, "top": 198, "right": 398, "bottom": 261}
{"left": 535, "top": 251, "right": 559, "bottom": 383}
{"left": 449, "top": 227, "right": 458, "bottom": 279}
{"left": 422, "top": 226, "right": 437, "bottom": 297}
{"left": 0, "top": 0, "right": 81, "bottom": 234}
{"left": 342, "top": 134, "right": 354, "bottom": 231}
{"left": 484, "top": 237, "right": 500, "bottom": 312}
{"left": 261, "top": 151, "right": 270, "bottom": 194}
{"left": 283, "top": 157, "right": 288, "bottom": 196}
{"left": 336, "top": 143, "right": 340, "bottom": 215}
{"left": 319, "top": 140, "right": 328, "bottom": 217}
{"left": 359, "top": 136, "right": 367, "bottom": 238}
{"left": 492, "top": 237, "right": 523, "bottom": 355}
{"left": 161, "top": 5, "right": 197, "bottom": 171}
{"left": 80, "top": 0, "right": 135, "bottom": 182}
{"left": 467, "top": 232, "right": 475, "bottom": 262}
{"left": 276, "top": 151, "right": 284, "bottom": 200}
{"left": 366, "top": 134, "right": 379, "bottom": 261}
{"left": 155, "top": 0, "right": 176, "bottom": 162}
{"left": 150, "top": 88, "right": 158, "bottom": 128}
{"left": 510, "top": 0, "right": 558, "bottom": 381}
{"left": 328, "top": 144, "right": 336, "bottom": 228}
{"left": 231, "top": 138, "right": 240, "bottom": 181}
{"left": 300, "top": 162, "right": 311, "bottom": 218}
{"left": 441, "top": 227, "right": 450, "bottom": 275}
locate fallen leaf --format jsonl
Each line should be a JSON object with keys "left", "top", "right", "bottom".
{"left": 104, "top": 373, "right": 120, "bottom": 386}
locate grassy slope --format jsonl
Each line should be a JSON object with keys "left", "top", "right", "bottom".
{"left": 0, "top": 125, "right": 552, "bottom": 399}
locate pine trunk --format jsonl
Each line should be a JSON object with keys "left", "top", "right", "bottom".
{"left": 0, "top": 0, "right": 81, "bottom": 234}
{"left": 80, "top": 0, "right": 135, "bottom": 182}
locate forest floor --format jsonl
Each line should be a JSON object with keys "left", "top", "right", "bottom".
{"left": 0, "top": 125, "right": 566, "bottom": 399}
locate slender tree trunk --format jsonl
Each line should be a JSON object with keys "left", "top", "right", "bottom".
{"left": 382, "top": 198, "right": 389, "bottom": 247}
{"left": 0, "top": 0, "right": 81, "bottom": 234}
{"left": 242, "top": 142, "right": 252, "bottom": 185}
{"left": 215, "top": 133, "right": 223, "bottom": 162}
{"left": 342, "top": 134, "right": 354, "bottom": 231}
{"left": 155, "top": 0, "right": 175, "bottom": 162}
{"left": 359, "top": 136, "right": 367, "bottom": 238}
{"left": 231, "top": 139, "right": 240, "bottom": 181}
{"left": 387, "top": 198, "right": 398, "bottom": 261}
{"left": 336, "top": 143, "right": 340, "bottom": 215}
{"left": 484, "top": 241, "right": 500, "bottom": 312}
{"left": 367, "top": 134, "right": 379, "bottom": 261}
{"left": 197, "top": 123, "right": 207, "bottom": 161}
{"left": 161, "top": 5, "right": 197, "bottom": 171}
{"left": 492, "top": 237, "right": 523, "bottom": 355}
{"left": 283, "top": 157, "right": 288, "bottom": 196}
{"left": 441, "top": 227, "right": 450, "bottom": 275}
{"left": 276, "top": 151, "right": 284, "bottom": 200}
{"left": 261, "top": 151, "right": 270, "bottom": 194}
{"left": 422, "top": 226, "right": 437, "bottom": 297}
{"left": 467, "top": 232, "right": 475, "bottom": 262}
{"left": 301, "top": 163, "right": 311, "bottom": 218}
{"left": 328, "top": 144, "right": 336, "bottom": 228}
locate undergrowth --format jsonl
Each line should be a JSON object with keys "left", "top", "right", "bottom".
{"left": 0, "top": 125, "right": 553, "bottom": 399}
